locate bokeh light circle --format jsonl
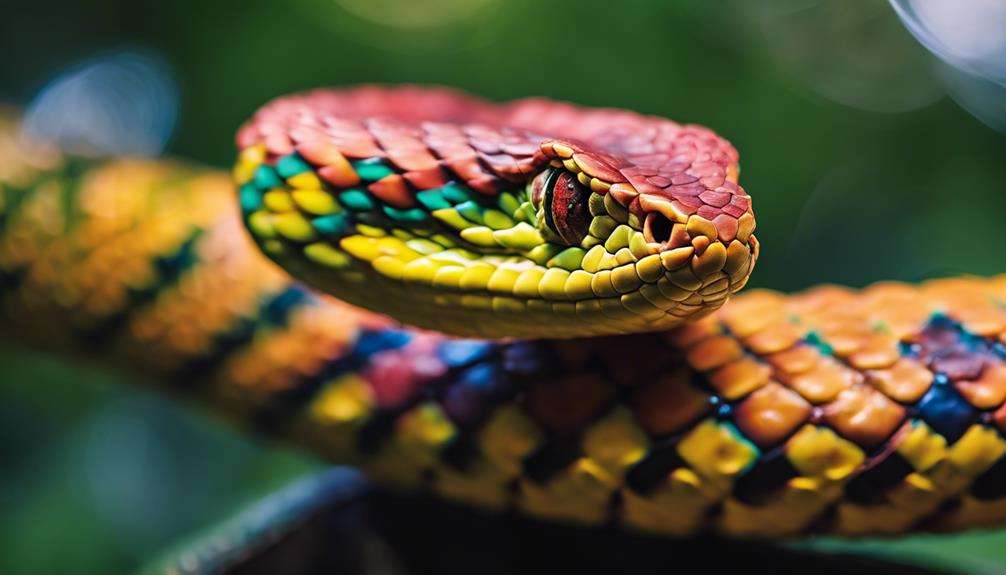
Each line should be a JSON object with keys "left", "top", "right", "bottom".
{"left": 735, "top": 0, "right": 944, "bottom": 113}
{"left": 23, "top": 51, "right": 178, "bottom": 157}
{"left": 890, "top": 0, "right": 1006, "bottom": 131}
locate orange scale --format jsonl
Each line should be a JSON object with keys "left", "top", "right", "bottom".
{"left": 318, "top": 163, "right": 361, "bottom": 188}
{"left": 403, "top": 167, "right": 448, "bottom": 190}
{"left": 779, "top": 356, "right": 862, "bottom": 405}
{"left": 733, "top": 382, "right": 812, "bottom": 448}
{"left": 685, "top": 335, "right": 744, "bottom": 372}
{"left": 297, "top": 141, "right": 351, "bottom": 167}
{"left": 332, "top": 138, "right": 384, "bottom": 160}
{"left": 865, "top": 358, "right": 934, "bottom": 404}
{"left": 367, "top": 174, "right": 414, "bottom": 208}
{"left": 819, "top": 325, "right": 874, "bottom": 358}
{"left": 708, "top": 356, "right": 772, "bottom": 400}
{"left": 822, "top": 384, "right": 906, "bottom": 448}
{"left": 847, "top": 335, "right": 901, "bottom": 370}
{"left": 879, "top": 312, "right": 933, "bottom": 341}
{"left": 957, "top": 308, "right": 1006, "bottom": 338}
{"left": 742, "top": 321, "right": 804, "bottom": 356}
{"left": 956, "top": 363, "right": 1006, "bottom": 410}
{"left": 765, "top": 344, "right": 822, "bottom": 376}
{"left": 784, "top": 312, "right": 823, "bottom": 334}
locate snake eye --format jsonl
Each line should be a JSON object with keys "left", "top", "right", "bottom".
{"left": 542, "top": 169, "right": 591, "bottom": 246}
{"left": 530, "top": 169, "right": 550, "bottom": 209}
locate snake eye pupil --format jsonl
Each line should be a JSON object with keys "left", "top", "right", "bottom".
{"left": 544, "top": 169, "right": 591, "bottom": 246}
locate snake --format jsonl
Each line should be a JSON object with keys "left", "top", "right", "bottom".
{"left": 2, "top": 87, "right": 1006, "bottom": 539}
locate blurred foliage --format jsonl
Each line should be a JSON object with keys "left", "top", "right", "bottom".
{"left": 1, "top": 0, "right": 1004, "bottom": 573}
{"left": 0, "top": 346, "right": 320, "bottom": 574}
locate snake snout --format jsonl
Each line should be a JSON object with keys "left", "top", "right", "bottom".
{"left": 643, "top": 207, "right": 759, "bottom": 321}
{"left": 523, "top": 150, "right": 759, "bottom": 326}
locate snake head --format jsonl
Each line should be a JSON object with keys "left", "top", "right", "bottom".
{"left": 234, "top": 87, "right": 758, "bottom": 339}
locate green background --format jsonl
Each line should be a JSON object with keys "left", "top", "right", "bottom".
{"left": 1, "top": 0, "right": 1004, "bottom": 572}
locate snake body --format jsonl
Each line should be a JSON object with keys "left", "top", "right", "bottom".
{"left": 2, "top": 89, "right": 1006, "bottom": 538}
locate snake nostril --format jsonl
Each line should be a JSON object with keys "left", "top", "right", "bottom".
{"left": 643, "top": 212, "right": 673, "bottom": 245}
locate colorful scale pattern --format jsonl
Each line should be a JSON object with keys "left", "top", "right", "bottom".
{"left": 234, "top": 86, "right": 758, "bottom": 339}
{"left": 275, "top": 278, "right": 1006, "bottom": 537}
{"left": 4, "top": 114, "right": 1006, "bottom": 538}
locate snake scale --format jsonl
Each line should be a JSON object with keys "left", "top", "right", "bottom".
{"left": 2, "top": 87, "right": 1006, "bottom": 538}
